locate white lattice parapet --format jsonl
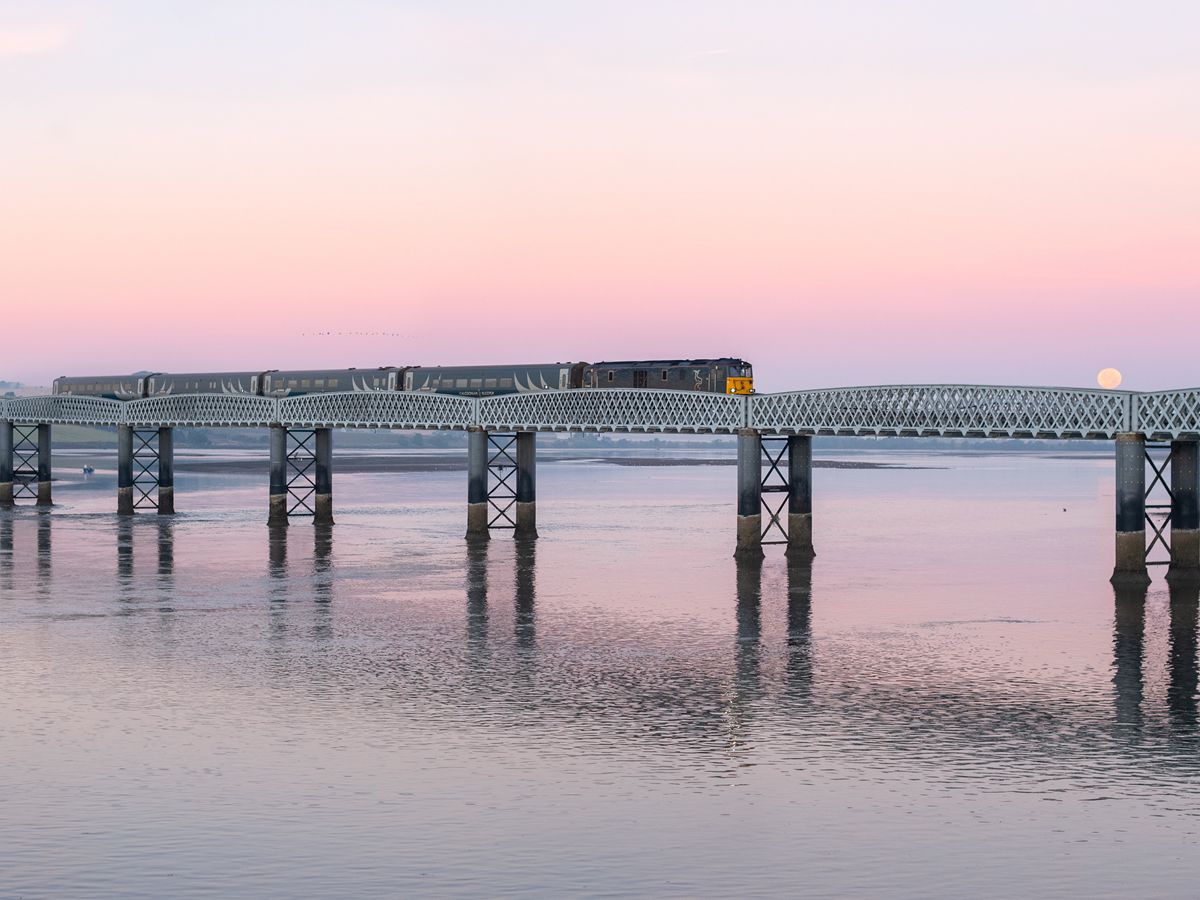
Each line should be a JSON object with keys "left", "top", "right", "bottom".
{"left": 477, "top": 388, "right": 746, "bottom": 433}
{"left": 1136, "top": 390, "right": 1200, "bottom": 440}
{"left": 125, "top": 394, "right": 279, "bottom": 427}
{"left": 750, "top": 385, "right": 1134, "bottom": 438}
{"left": 3, "top": 395, "right": 123, "bottom": 425}
{"left": 278, "top": 391, "right": 476, "bottom": 429}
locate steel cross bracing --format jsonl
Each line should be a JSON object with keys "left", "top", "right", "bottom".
{"left": 132, "top": 429, "right": 160, "bottom": 511}
{"left": 1145, "top": 442, "right": 1173, "bottom": 567}
{"left": 285, "top": 429, "right": 318, "bottom": 517}
{"left": 759, "top": 436, "right": 790, "bottom": 545}
{"left": 486, "top": 434, "right": 518, "bottom": 529}
{"left": 12, "top": 425, "right": 39, "bottom": 501}
{"left": 5, "top": 385, "right": 1200, "bottom": 437}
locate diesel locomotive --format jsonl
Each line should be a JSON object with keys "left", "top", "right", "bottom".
{"left": 53, "top": 359, "right": 754, "bottom": 400}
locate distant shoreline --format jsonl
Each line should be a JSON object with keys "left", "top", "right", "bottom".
{"left": 45, "top": 448, "right": 941, "bottom": 474}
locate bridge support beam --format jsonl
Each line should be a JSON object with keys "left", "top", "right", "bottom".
{"left": 466, "top": 427, "right": 489, "bottom": 539}
{"left": 117, "top": 424, "right": 134, "bottom": 515}
{"left": 0, "top": 421, "right": 12, "bottom": 508}
{"left": 314, "top": 428, "right": 334, "bottom": 525}
{"left": 736, "top": 429, "right": 763, "bottom": 558}
{"left": 787, "top": 435, "right": 815, "bottom": 558}
{"left": 158, "top": 427, "right": 175, "bottom": 515}
{"left": 36, "top": 424, "right": 52, "bottom": 506}
{"left": 1112, "top": 432, "right": 1149, "bottom": 585}
{"left": 1169, "top": 438, "right": 1200, "bottom": 580}
{"left": 515, "top": 431, "right": 537, "bottom": 538}
{"left": 268, "top": 424, "right": 288, "bottom": 525}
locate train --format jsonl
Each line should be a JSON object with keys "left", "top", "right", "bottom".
{"left": 53, "top": 359, "right": 754, "bottom": 400}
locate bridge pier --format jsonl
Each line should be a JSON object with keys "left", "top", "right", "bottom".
{"left": 0, "top": 420, "right": 12, "bottom": 508}
{"left": 36, "top": 424, "right": 52, "bottom": 506}
{"left": 515, "top": 431, "right": 537, "bottom": 539}
{"left": 268, "top": 424, "right": 288, "bottom": 525}
{"left": 314, "top": 428, "right": 334, "bottom": 525}
{"left": 787, "top": 435, "right": 815, "bottom": 559}
{"left": 1169, "top": 438, "right": 1200, "bottom": 580}
{"left": 1112, "top": 432, "right": 1150, "bottom": 585}
{"left": 117, "top": 424, "right": 134, "bottom": 515}
{"left": 466, "top": 427, "right": 489, "bottom": 539}
{"left": 736, "top": 429, "right": 763, "bottom": 557}
{"left": 158, "top": 427, "right": 175, "bottom": 515}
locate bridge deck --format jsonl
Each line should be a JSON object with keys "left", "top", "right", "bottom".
{"left": 3, "top": 386, "right": 1199, "bottom": 439}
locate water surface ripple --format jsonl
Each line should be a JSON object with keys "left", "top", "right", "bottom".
{"left": 1, "top": 451, "right": 1198, "bottom": 898}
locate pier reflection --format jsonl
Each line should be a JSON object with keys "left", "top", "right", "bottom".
{"left": 156, "top": 518, "right": 175, "bottom": 586}
{"left": 116, "top": 517, "right": 134, "bottom": 583}
{"left": 514, "top": 538, "right": 536, "bottom": 649}
{"left": 312, "top": 525, "right": 334, "bottom": 640}
{"left": 465, "top": 539, "right": 489, "bottom": 651}
{"left": 265, "top": 525, "right": 335, "bottom": 641}
{"left": 1169, "top": 579, "right": 1199, "bottom": 736}
{"left": 36, "top": 511, "right": 52, "bottom": 590}
{"left": 786, "top": 557, "right": 814, "bottom": 697}
{"left": 734, "top": 555, "right": 762, "bottom": 700}
{"left": 0, "top": 514, "right": 12, "bottom": 592}
{"left": 1112, "top": 580, "right": 1147, "bottom": 728}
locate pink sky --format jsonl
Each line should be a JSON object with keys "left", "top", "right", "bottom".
{"left": 2, "top": 2, "right": 1198, "bottom": 391}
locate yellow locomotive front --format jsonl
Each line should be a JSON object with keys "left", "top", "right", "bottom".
{"left": 725, "top": 360, "right": 754, "bottom": 394}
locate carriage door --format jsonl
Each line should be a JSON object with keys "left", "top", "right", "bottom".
{"left": 388, "top": 371, "right": 398, "bottom": 391}
{"left": 634, "top": 370, "right": 648, "bottom": 389}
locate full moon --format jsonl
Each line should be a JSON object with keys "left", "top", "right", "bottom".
{"left": 1097, "top": 368, "right": 1123, "bottom": 389}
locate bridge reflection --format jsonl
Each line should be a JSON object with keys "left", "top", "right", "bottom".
{"left": 5, "top": 512, "right": 1200, "bottom": 767}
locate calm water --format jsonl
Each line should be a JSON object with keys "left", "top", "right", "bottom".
{"left": 2, "top": 449, "right": 1198, "bottom": 898}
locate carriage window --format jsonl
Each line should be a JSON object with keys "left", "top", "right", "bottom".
{"left": 470, "top": 378, "right": 482, "bottom": 388}
{"left": 661, "top": 370, "right": 668, "bottom": 381}
{"left": 607, "top": 371, "right": 614, "bottom": 382}
{"left": 484, "top": 378, "right": 497, "bottom": 389}
{"left": 314, "top": 379, "right": 325, "bottom": 388}
{"left": 301, "top": 380, "right": 310, "bottom": 389}
{"left": 328, "top": 378, "right": 339, "bottom": 389}
{"left": 500, "top": 378, "right": 513, "bottom": 388}
{"left": 288, "top": 380, "right": 298, "bottom": 389}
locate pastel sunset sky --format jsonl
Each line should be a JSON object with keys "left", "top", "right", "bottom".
{"left": 3, "top": 1, "right": 1198, "bottom": 391}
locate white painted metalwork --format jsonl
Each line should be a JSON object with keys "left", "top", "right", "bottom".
{"left": 126, "top": 394, "right": 277, "bottom": 427}
{"left": 750, "top": 385, "right": 1133, "bottom": 439}
{"left": 4, "top": 395, "right": 123, "bottom": 425}
{"left": 476, "top": 388, "right": 745, "bottom": 433}
{"left": 3, "top": 385, "right": 1199, "bottom": 437}
{"left": 1136, "top": 390, "right": 1200, "bottom": 440}
{"left": 278, "top": 391, "right": 475, "bottom": 429}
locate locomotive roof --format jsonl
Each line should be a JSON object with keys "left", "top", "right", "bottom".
{"left": 590, "top": 358, "right": 750, "bottom": 366}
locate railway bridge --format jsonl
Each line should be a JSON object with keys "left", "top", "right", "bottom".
{"left": 2, "top": 384, "right": 1199, "bottom": 584}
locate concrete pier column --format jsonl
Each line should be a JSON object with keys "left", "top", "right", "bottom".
{"left": 735, "top": 429, "right": 763, "bottom": 558}
{"left": 1112, "top": 432, "right": 1149, "bottom": 584}
{"left": 268, "top": 424, "right": 288, "bottom": 525}
{"left": 787, "top": 435, "right": 815, "bottom": 558}
{"left": 117, "top": 424, "right": 134, "bottom": 515}
{"left": 515, "top": 431, "right": 537, "bottom": 538}
{"left": 158, "top": 427, "right": 175, "bottom": 515}
{"left": 466, "top": 427, "right": 489, "bottom": 539}
{"left": 0, "top": 420, "right": 12, "bottom": 508}
{"left": 314, "top": 428, "right": 334, "bottom": 525}
{"left": 36, "top": 424, "right": 52, "bottom": 506}
{"left": 1168, "top": 438, "right": 1200, "bottom": 579}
